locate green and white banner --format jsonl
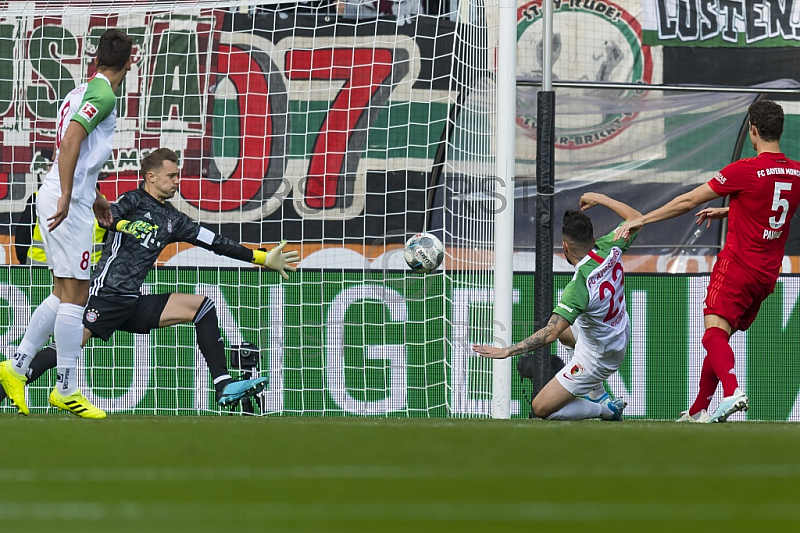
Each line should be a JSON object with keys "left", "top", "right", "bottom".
{"left": 642, "top": 0, "right": 800, "bottom": 48}
{"left": 1, "top": 268, "right": 799, "bottom": 420}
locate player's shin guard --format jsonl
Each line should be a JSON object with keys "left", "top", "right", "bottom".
{"left": 193, "top": 297, "right": 231, "bottom": 385}
{"left": 702, "top": 327, "right": 738, "bottom": 397}
{"left": 26, "top": 347, "right": 58, "bottom": 384}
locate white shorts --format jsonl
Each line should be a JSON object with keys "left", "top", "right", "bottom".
{"left": 36, "top": 189, "right": 94, "bottom": 280}
{"left": 555, "top": 325, "right": 627, "bottom": 396}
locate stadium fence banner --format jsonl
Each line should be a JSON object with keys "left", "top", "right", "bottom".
{"left": 642, "top": 0, "right": 800, "bottom": 48}
{"left": 1, "top": 267, "right": 799, "bottom": 421}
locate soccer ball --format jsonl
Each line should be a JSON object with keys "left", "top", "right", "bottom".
{"left": 404, "top": 232, "right": 444, "bottom": 273}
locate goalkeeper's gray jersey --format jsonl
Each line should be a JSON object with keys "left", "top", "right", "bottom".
{"left": 89, "top": 188, "right": 251, "bottom": 297}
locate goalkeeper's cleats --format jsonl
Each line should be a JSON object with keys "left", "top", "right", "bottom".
{"left": 217, "top": 377, "right": 268, "bottom": 407}
{"left": 49, "top": 389, "right": 106, "bottom": 419}
{"left": 709, "top": 388, "right": 748, "bottom": 423}
{"left": 676, "top": 409, "right": 711, "bottom": 423}
{"left": 603, "top": 397, "right": 626, "bottom": 421}
{"left": 0, "top": 360, "right": 29, "bottom": 415}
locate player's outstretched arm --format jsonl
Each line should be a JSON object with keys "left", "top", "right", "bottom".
{"left": 252, "top": 240, "right": 301, "bottom": 280}
{"left": 579, "top": 192, "right": 641, "bottom": 222}
{"left": 614, "top": 183, "right": 721, "bottom": 240}
{"left": 473, "top": 314, "right": 570, "bottom": 359}
{"left": 695, "top": 206, "right": 729, "bottom": 228}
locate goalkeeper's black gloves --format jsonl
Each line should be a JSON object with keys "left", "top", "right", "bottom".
{"left": 252, "top": 240, "right": 300, "bottom": 280}
{"left": 116, "top": 219, "right": 158, "bottom": 239}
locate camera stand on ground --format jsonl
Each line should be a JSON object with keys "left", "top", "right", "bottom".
{"left": 228, "top": 342, "right": 264, "bottom": 415}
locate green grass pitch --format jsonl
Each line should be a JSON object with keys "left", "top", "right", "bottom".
{"left": 1, "top": 416, "right": 799, "bottom": 532}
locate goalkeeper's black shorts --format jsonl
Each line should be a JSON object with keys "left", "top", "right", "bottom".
{"left": 83, "top": 293, "right": 172, "bottom": 341}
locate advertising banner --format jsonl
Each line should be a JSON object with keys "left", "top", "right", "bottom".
{"left": 2, "top": 267, "right": 799, "bottom": 421}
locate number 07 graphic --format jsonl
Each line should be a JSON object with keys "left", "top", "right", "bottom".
{"left": 285, "top": 48, "right": 399, "bottom": 209}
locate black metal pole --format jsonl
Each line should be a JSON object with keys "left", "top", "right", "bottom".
{"left": 533, "top": 90, "right": 556, "bottom": 397}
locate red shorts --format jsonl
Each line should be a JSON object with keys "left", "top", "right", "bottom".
{"left": 704, "top": 256, "right": 775, "bottom": 331}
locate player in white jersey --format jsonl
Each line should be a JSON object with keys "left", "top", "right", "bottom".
{"left": 0, "top": 29, "right": 132, "bottom": 417}
{"left": 473, "top": 192, "right": 640, "bottom": 421}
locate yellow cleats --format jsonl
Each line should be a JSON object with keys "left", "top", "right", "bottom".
{"left": 0, "top": 360, "right": 29, "bottom": 415}
{"left": 48, "top": 389, "right": 106, "bottom": 419}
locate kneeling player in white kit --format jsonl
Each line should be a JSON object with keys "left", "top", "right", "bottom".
{"left": 473, "top": 192, "right": 640, "bottom": 421}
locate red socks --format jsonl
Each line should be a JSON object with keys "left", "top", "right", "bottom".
{"left": 689, "top": 354, "right": 719, "bottom": 415}
{"left": 690, "top": 327, "right": 738, "bottom": 415}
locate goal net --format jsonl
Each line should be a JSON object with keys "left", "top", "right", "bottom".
{"left": 0, "top": 0, "right": 505, "bottom": 416}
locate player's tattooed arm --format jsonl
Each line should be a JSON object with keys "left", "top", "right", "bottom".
{"left": 509, "top": 314, "right": 571, "bottom": 356}
{"left": 473, "top": 314, "right": 571, "bottom": 360}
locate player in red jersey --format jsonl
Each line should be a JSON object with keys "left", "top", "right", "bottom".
{"left": 615, "top": 100, "right": 800, "bottom": 423}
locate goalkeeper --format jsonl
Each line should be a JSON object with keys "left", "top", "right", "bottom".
{"left": 0, "top": 148, "right": 299, "bottom": 418}
{"left": 473, "top": 192, "right": 639, "bottom": 421}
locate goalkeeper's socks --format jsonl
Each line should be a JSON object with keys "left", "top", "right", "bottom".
{"left": 26, "top": 347, "right": 58, "bottom": 383}
{"left": 214, "top": 377, "right": 233, "bottom": 403}
{"left": 193, "top": 297, "right": 230, "bottom": 382}
{"left": 702, "top": 327, "right": 739, "bottom": 397}
{"left": 54, "top": 303, "right": 84, "bottom": 396}
{"left": 14, "top": 294, "right": 60, "bottom": 376}
{"left": 689, "top": 353, "right": 719, "bottom": 416}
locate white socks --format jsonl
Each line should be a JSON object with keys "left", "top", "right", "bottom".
{"left": 54, "top": 303, "right": 84, "bottom": 396}
{"left": 546, "top": 398, "right": 607, "bottom": 421}
{"left": 585, "top": 384, "right": 608, "bottom": 401}
{"left": 13, "top": 294, "right": 60, "bottom": 377}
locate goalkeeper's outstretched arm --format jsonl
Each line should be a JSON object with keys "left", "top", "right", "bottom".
{"left": 185, "top": 223, "right": 300, "bottom": 280}
{"left": 251, "top": 241, "right": 300, "bottom": 280}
